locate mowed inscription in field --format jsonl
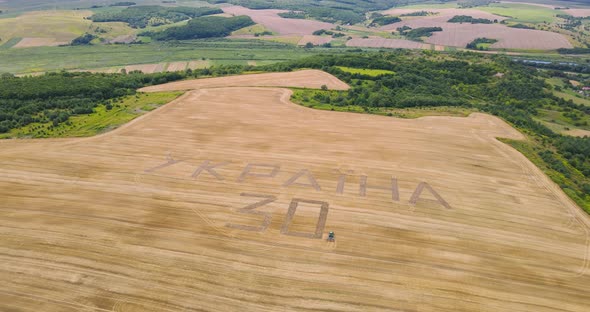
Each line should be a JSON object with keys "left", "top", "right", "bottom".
{"left": 1, "top": 71, "right": 589, "bottom": 312}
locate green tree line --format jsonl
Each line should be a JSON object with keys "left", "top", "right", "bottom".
{"left": 448, "top": 15, "right": 494, "bottom": 24}
{"left": 90, "top": 5, "right": 223, "bottom": 28}
{"left": 371, "top": 16, "right": 402, "bottom": 26}
{"left": 402, "top": 27, "right": 443, "bottom": 40}
{"left": 141, "top": 16, "right": 255, "bottom": 40}
{"left": 0, "top": 65, "right": 248, "bottom": 133}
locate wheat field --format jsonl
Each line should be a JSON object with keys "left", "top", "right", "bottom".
{"left": 1, "top": 71, "right": 589, "bottom": 311}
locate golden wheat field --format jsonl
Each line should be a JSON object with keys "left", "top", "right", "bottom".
{"left": 1, "top": 70, "right": 590, "bottom": 311}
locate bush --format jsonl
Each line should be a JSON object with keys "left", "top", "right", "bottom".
{"left": 405, "top": 27, "right": 442, "bottom": 39}
{"left": 71, "top": 33, "right": 96, "bottom": 46}
{"left": 371, "top": 16, "right": 401, "bottom": 26}
{"left": 448, "top": 15, "right": 493, "bottom": 24}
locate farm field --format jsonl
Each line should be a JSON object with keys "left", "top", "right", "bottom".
{"left": 0, "top": 10, "right": 92, "bottom": 47}
{"left": 222, "top": 6, "right": 334, "bottom": 35}
{"left": 124, "top": 63, "right": 165, "bottom": 74}
{"left": 166, "top": 61, "right": 189, "bottom": 72}
{"left": 564, "top": 9, "right": 590, "bottom": 17}
{"left": 381, "top": 22, "right": 572, "bottom": 50}
{"left": 2, "top": 70, "right": 590, "bottom": 311}
{"left": 0, "top": 40, "right": 335, "bottom": 74}
{"left": 231, "top": 23, "right": 274, "bottom": 36}
{"left": 453, "top": 25, "right": 571, "bottom": 50}
{"left": 18, "top": 58, "right": 224, "bottom": 75}
{"left": 476, "top": 3, "right": 560, "bottom": 23}
{"left": 380, "top": 7, "right": 572, "bottom": 50}
{"left": 499, "top": 1, "right": 559, "bottom": 9}
{"left": 346, "top": 38, "right": 427, "bottom": 49}
{"left": 381, "top": 8, "right": 508, "bottom": 21}
{"left": 335, "top": 66, "right": 395, "bottom": 76}
{"left": 139, "top": 69, "right": 350, "bottom": 92}
{"left": 0, "top": 0, "right": 213, "bottom": 14}
{"left": 0, "top": 0, "right": 586, "bottom": 69}
{"left": 262, "top": 35, "right": 306, "bottom": 45}
{"left": 12, "top": 37, "right": 66, "bottom": 48}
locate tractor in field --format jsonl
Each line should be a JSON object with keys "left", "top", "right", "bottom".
{"left": 327, "top": 231, "right": 335, "bottom": 242}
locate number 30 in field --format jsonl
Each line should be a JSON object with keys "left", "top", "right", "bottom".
{"left": 226, "top": 193, "right": 329, "bottom": 239}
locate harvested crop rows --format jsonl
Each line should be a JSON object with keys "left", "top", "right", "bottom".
{"left": 427, "top": 23, "right": 572, "bottom": 49}
{"left": 139, "top": 69, "right": 350, "bottom": 92}
{"left": 188, "top": 60, "right": 210, "bottom": 69}
{"left": 1, "top": 70, "right": 590, "bottom": 311}
{"left": 222, "top": 6, "right": 334, "bottom": 35}
{"left": 70, "top": 60, "right": 210, "bottom": 75}
{"left": 381, "top": 7, "right": 572, "bottom": 49}
{"left": 125, "top": 63, "right": 165, "bottom": 74}
{"left": 166, "top": 61, "right": 188, "bottom": 72}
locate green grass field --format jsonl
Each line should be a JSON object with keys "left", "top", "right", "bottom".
{"left": 535, "top": 117, "right": 573, "bottom": 134}
{"left": 232, "top": 24, "right": 274, "bottom": 36}
{"left": 476, "top": 3, "right": 560, "bottom": 23}
{"left": 0, "top": 10, "right": 92, "bottom": 43}
{"left": 535, "top": 107, "right": 590, "bottom": 134}
{"left": 91, "top": 21, "right": 137, "bottom": 39}
{"left": 546, "top": 77, "right": 590, "bottom": 107}
{"left": 0, "top": 9, "right": 143, "bottom": 45}
{"left": 258, "top": 36, "right": 303, "bottom": 45}
{"left": 0, "top": 91, "right": 183, "bottom": 139}
{"left": 0, "top": 39, "right": 346, "bottom": 74}
{"left": 547, "top": 77, "right": 566, "bottom": 87}
{"left": 555, "top": 90, "right": 590, "bottom": 107}
{"left": 336, "top": 66, "right": 395, "bottom": 76}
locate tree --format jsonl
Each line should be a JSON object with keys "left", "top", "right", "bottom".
{"left": 71, "top": 33, "right": 96, "bottom": 46}
{"left": 305, "top": 42, "right": 314, "bottom": 49}
{"left": 321, "top": 84, "right": 328, "bottom": 91}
